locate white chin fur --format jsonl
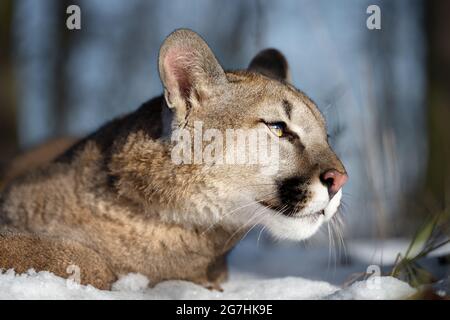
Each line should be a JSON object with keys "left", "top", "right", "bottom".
{"left": 259, "top": 182, "right": 343, "bottom": 241}
{"left": 261, "top": 212, "right": 325, "bottom": 241}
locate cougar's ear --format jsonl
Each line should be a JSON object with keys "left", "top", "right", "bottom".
{"left": 248, "top": 48, "right": 291, "bottom": 83}
{"left": 158, "top": 29, "right": 227, "bottom": 113}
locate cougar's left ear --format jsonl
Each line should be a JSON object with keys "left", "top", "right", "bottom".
{"left": 248, "top": 48, "right": 291, "bottom": 83}
{"left": 158, "top": 29, "right": 227, "bottom": 117}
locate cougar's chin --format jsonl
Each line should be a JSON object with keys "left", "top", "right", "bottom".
{"left": 261, "top": 210, "right": 325, "bottom": 240}
{"left": 258, "top": 185, "right": 343, "bottom": 241}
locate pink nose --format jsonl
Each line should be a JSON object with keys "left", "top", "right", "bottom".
{"left": 320, "top": 169, "right": 348, "bottom": 198}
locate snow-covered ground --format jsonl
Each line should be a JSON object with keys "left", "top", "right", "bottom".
{"left": 0, "top": 269, "right": 415, "bottom": 300}
{"left": 1, "top": 233, "right": 433, "bottom": 300}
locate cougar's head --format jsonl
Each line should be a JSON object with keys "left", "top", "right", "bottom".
{"left": 159, "top": 29, "right": 347, "bottom": 240}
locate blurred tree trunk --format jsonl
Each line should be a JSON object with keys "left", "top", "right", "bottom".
{"left": 424, "top": 0, "right": 450, "bottom": 212}
{"left": 0, "top": 0, "right": 18, "bottom": 174}
{"left": 51, "top": 0, "right": 78, "bottom": 135}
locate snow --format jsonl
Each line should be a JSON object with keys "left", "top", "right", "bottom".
{"left": 327, "top": 277, "right": 416, "bottom": 300}
{"left": 0, "top": 235, "right": 423, "bottom": 300}
{"left": 0, "top": 269, "right": 415, "bottom": 300}
{"left": 111, "top": 273, "right": 150, "bottom": 292}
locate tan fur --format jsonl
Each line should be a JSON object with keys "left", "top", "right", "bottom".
{"left": 0, "top": 229, "right": 116, "bottom": 290}
{"left": 0, "top": 29, "right": 346, "bottom": 290}
{"left": 0, "top": 138, "right": 241, "bottom": 288}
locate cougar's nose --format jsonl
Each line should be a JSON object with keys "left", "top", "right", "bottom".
{"left": 320, "top": 169, "right": 348, "bottom": 198}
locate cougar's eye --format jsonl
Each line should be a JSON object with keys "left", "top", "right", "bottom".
{"left": 266, "top": 122, "right": 286, "bottom": 138}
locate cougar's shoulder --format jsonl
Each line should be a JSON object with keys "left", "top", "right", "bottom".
{"left": 0, "top": 97, "right": 166, "bottom": 230}
{"left": 56, "top": 96, "right": 165, "bottom": 166}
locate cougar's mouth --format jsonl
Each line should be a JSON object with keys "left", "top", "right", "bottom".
{"left": 259, "top": 200, "right": 326, "bottom": 218}
{"left": 294, "top": 209, "right": 325, "bottom": 219}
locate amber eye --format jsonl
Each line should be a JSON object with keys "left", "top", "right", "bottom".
{"left": 266, "top": 122, "right": 286, "bottom": 138}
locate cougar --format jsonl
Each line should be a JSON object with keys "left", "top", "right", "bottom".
{"left": 0, "top": 29, "right": 348, "bottom": 290}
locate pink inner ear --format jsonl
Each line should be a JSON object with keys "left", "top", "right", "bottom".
{"left": 164, "top": 48, "right": 195, "bottom": 100}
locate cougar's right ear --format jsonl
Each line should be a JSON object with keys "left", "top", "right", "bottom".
{"left": 158, "top": 29, "right": 227, "bottom": 115}
{"left": 248, "top": 48, "right": 291, "bottom": 83}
